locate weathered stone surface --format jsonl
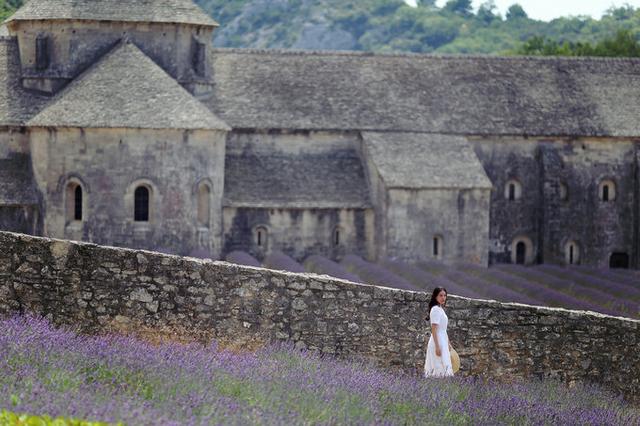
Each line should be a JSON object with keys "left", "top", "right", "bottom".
{"left": 0, "top": 231, "right": 638, "bottom": 402}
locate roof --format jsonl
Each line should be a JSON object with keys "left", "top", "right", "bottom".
{"left": 223, "top": 149, "right": 371, "bottom": 208}
{"left": 0, "top": 154, "right": 39, "bottom": 205}
{"left": 208, "top": 48, "right": 640, "bottom": 137}
{"left": 363, "top": 132, "right": 492, "bottom": 189}
{"left": 0, "top": 37, "right": 49, "bottom": 126}
{"left": 28, "top": 41, "right": 230, "bottom": 131}
{"left": 6, "top": 0, "right": 218, "bottom": 27}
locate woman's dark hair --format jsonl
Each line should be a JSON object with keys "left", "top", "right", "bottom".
{"left": 425, "top": 287, "right": 447, "bottom": 321}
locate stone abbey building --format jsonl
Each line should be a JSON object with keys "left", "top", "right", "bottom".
{"left": 1, "top": 0, "right": 639, "bottom": 269}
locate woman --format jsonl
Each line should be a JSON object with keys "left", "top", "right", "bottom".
{"left": 424, "top": 287, "right": 454, "bottom": 377}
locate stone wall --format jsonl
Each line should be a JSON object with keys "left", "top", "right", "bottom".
{"left": 0, "top": 231, "right": 638, "bottom": 401}
{"left": 472, "top": 137, "right": 640, "bottom": 268}
{"left": 9, "top": 20, "right": 214, "bottom": 94}
{"left": 384, "top": 188, "right": 490, "bottom": 266}
{"left": 29, "top": 128, "right": 226, "bottom": 257}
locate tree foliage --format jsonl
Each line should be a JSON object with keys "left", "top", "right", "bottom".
{"left": 196, "top": 1, "right": 640, "bottom": 56}
{"left": 518, "top": 29, "right": 640, "bottom": 57}
{"left": 3, "top": 0, "right": 640, "bottom": 57}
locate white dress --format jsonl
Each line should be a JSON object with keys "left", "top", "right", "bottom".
{"left": 424, "top": 305, "right": 454, "bottom": 377}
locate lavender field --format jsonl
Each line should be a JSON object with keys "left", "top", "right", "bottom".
{"left": 226, "top": 252, "right": 639, "bottom": 319}
{"left": 2, "top": 316, "right": 638, "bottom": 425}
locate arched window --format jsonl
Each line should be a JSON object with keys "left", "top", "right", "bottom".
{"left": 255, "top": 226, "right": 268, "bottom": 248}
{"left": 564, "top": 241, "right": 580, "bottom": 265}
{"left": 504, "top": 179, "right": 522, "bottom": 201}
{"left": 432, "top": 235, "right": 443, "bottom": 260}
{"left": 511, "top": 236, "right": 533, "bottom": 265}
{"left": 598, "top": 179, "right": 616, "bottom": 202}
{"left": 559, "top": 183, "right": 568, "bottom": 201}
{"left": 134, "top": 186, "right": 150, "bottom": 222}
{"left": 65, "top": 181, "right": 84, "bottom": 223}
{"left": 197, "top": 183, "right": 211, "bottom": 228}
{"left": 609, "top": 253, "right": 629, "bottom": 269}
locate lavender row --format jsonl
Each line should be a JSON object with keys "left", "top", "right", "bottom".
{"left": 495, "top": 265, "right": 620, "bottom": 316}
{"left": 442, "top": 268, "right": 542, "bottom": 306}
{"left": 262, "top": 251, "right": 306, "bottom": 273}
{"left": 341, "top": 255, "right": 421, "bottom": 291}
{"left": 382, "top": 259, "right": 484, "bottom": 299}
{"left": 303, "top": 255, "right": 362, "bottom": 283}
{"left": 538, "top": 264, "right": 640, "bottom": 301}
{"left": 456, "top": 263, "right": 548, "bottom": 305}
{"left": 224, "top": 250, "right": 261, "bottom": 268}
{"left": 504, "top": 265, "right": 637, "bottom": 317}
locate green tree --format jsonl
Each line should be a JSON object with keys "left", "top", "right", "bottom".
{"left": 417, "top": 0, "right": 437, "bottom": 7}
{"left": 506, "top": 4, "right": 528, "bottom": 20}
{"left": 477, "top": 1, "right": 499, "bottom": 25}
{"left": 444, "top": 0, "right": 473, "bottom": 16}
{"left": 517, "top": 29, "right": 640, "bottom": 57}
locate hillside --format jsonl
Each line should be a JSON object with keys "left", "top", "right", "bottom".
{"left": 196, "top": 0, "right": 640, "bottom": 54}
{"left": 3, "top": 0, "right": 640, "bottom": 54}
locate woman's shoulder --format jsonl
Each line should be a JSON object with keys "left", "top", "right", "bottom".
{"left": 430, "top": 305, "right": 443, "bottom": 314}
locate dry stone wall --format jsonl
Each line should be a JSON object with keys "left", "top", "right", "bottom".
{"left": 0, "top": 231, "right": 638, "bottom": 401}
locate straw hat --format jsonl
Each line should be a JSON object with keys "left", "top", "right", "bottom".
{"left": 450, "top": 348, "right": 460, "bottom": 373}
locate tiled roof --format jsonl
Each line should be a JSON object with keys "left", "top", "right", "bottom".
{"left": 0, "top": 37, "right": 49, "bottom": 126}
{"left": 223, "top": 148, "right": 371, "bottom": 208}
{"left": 28, "top": 41, "right": 230, "bottom": 131}
{"left": 6, "top": 0, "right": 217, "bottom": 26}
{"left": 208, "top": 48, "right": 640, "bottom": 137}
{"left": 363, "top": 132, "right": 492, "bottom": 189}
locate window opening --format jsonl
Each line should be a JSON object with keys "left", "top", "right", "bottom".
{"left": 36, "top": 35, "right": 50, "bottom": 70}
{"left": 515, "top": 242, "right": 526, "bottom": 264}
{"left": 74, "top": 185, "right": 82, "bottom": 221}
{"left": 134, "top": 186, "right": 150, "bottom": 222}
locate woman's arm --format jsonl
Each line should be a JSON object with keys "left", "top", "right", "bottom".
{"left": 431, "top": 324, "right": 441, "bottom": 357}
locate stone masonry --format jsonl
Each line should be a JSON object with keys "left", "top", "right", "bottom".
{"left": 0, "top": 231, "right": 638, "bottom": 402}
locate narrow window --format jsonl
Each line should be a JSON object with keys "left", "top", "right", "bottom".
{"left": 192, "top": 39, "right": 205, "bottom": 76}
{"left": 334, "top": 228, "right": 340, "bottom": 246}
{"left": 516, "top": 242, "right": 526, "bottom": 264}
{"left": 197, "top": 183, "right": 210, "bottom": 227}
{"left": 74, "top": 185, "right": 82, "bottom": 221}
{"left": 505, "top": 179, "right": 521, "bottom": 201}
{"left": 134, "top": 186, "right": 150, "bottom": 222}
{"left": 599, "top": 180, "right": 616, "bottom": 202}
{"left": 432, "top": 235, "right": 443, "bottom": 259}
{"left": 65, "top": 182, "right": 83, "bottom": 223}
{"left": 569, "top": 245, "right": 574, "bottom": 264}
{"left": 35, "top": 35, "right": 50, "bottom": 70}
{"left": 255, "top": 226, "right": 268, "bottom": 248}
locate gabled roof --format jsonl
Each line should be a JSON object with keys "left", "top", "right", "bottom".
{"left": 223, "top": 148, "right": 371, "bottom": 208}
{"left": 0, "top": 37, "right": 49, "bottom": 126}
{"left": 208, "top": 48, "right": 640, "bottom": 137}
{"left": 0, "top": 154, "right": 38, "bottom": 205}
{"left": 6, "top": 0, "right": 217, "bottom": 27}
{"left": 28, "top": 41, "right": 230, "bottom": 131}
{"left": 363, "top": 132, "right": 492, "bottom": 190}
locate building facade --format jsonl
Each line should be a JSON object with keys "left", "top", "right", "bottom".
{"left": 1, "top": 0, "right": 638, "bottom": 269}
